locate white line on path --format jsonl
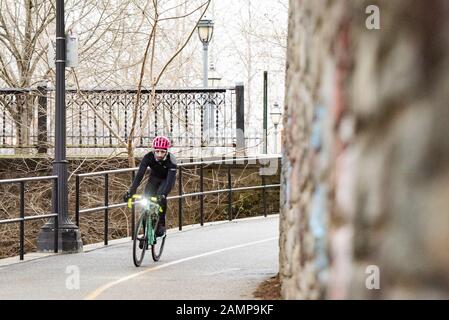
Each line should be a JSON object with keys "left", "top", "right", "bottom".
{"left": 84, "top": 236, "right": 278, "bottom": 300}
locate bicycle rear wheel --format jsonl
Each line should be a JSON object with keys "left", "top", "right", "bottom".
{"left": 133, "top": 212, "right": 148, "bottom": 267}
{"left": 151, "top": 214, "right": 166, "bottom": 261}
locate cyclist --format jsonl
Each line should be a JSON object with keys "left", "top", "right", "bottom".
{"left": 123, "top": 136, "right": 177, "bottom": 237}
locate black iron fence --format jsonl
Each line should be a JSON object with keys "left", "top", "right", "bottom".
{"left": 75, "top": 156, "right": 281, "bottom": 245}
{"left": 0, "top": 175, "right": 59, "bottom": 260}
{"left": 0, "top": 86, "right": 247, "bottom": 155}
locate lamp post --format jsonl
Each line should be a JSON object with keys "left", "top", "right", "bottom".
{"left": 197, "top": 18, "right": 214, "bottom": 146}
{"left": 270, "top": 102, "right": 282, "bottom": 154}
{"left": 208, "top": 63, "right": 221, "bottom": 144}
{"left": 37, "top": 0, "right": 82, "bottom": 253}
{"left": 208, "top": 63, "right": 221, "bottom": 87}
{"left": 197, "top": 18, "right": 214, "bottom": 87}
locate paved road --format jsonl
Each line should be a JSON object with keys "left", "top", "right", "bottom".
{"left": 0, "top": 215, "right": 279, "bottom": 300}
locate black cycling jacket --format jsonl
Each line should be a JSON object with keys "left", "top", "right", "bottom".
{"left": 129, "top": 151, "right": 177, "bottom": 196}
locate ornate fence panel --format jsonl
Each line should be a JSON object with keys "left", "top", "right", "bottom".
{"left": 0, "top": 88, "right": 42, "bottom": 150}
{"left": 1, "top": 87, "right": 249, "bottom": 157}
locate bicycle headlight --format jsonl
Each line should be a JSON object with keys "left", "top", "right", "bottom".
{"left": 140, "top": 198, "right": 149, "bottom": 207}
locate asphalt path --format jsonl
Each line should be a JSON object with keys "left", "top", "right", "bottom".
{"left": 0, "top": 214, "right": 279, "bottom": 300}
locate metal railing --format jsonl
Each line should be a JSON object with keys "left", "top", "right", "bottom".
{"left": 75, "top": 156, "right": 281, "bottom": 245}
{"left": 0, "top": 176, "right": 59, "bottom": 260}
{"left": 0, "top": 86, "right": 244, "bottom": 154}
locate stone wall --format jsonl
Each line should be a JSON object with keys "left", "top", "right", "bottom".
{"left": 280, "top": 0, "right": 449, "bottom": 299}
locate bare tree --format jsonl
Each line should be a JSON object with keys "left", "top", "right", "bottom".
{"left": 0, "top": 0, "right": 137, "bottom": 152}
{"left": 64, "top": 0, "right": 212, "bottom": 166}
{"left": 126, "top": 0, "right": 212, "bottom": 167}
{"left": 0, "top": 0, "right": 55, "bottom": 151}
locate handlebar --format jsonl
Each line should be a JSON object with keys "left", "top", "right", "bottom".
{"left": 127, "top": 194, "right": 162, "bottom": 212}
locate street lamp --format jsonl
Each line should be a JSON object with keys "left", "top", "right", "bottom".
{"left": 197, "top": 18, "right": 214, "bottom": 87}
{"left": 197, "top": 18, "right": 214, "bottom": 146}
{"left": 270, "top": 102, "right": 282, "bottom": 154}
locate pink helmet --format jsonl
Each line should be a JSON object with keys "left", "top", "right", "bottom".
{"left": 152, "top": 135, "right": 171, "bottom": 150}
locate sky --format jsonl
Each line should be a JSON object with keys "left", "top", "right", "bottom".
{"left": 204, "top": 0, "right": 288, "bottom": 143}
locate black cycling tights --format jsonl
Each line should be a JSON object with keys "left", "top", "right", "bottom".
{"left": 144, "top": 176, "right": 167, "bottom": 224}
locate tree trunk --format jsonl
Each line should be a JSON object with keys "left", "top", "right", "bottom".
{"left": 13, "top": 93, "right": 34, "bottom": 155}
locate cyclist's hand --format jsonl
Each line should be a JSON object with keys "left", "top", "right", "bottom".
{"left": 156, "top": 194, "right": 166, "bottom": 204}
{"left": 123, "top": 191, "right": 132, "bottom": 203}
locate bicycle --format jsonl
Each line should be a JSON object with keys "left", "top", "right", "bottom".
{"left": 128, "top": 194, "right": 166, "bottom": 267}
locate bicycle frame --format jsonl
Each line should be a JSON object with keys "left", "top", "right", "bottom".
{"left": 128, "top": 194, "right": 162, "bottom": 245}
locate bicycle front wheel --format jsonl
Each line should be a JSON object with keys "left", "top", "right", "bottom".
{"left": 151, "top": 215, "right": 166, "bottom": 261}
{"left": 133, "top": 212, "right": 148, "bottom": 267}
